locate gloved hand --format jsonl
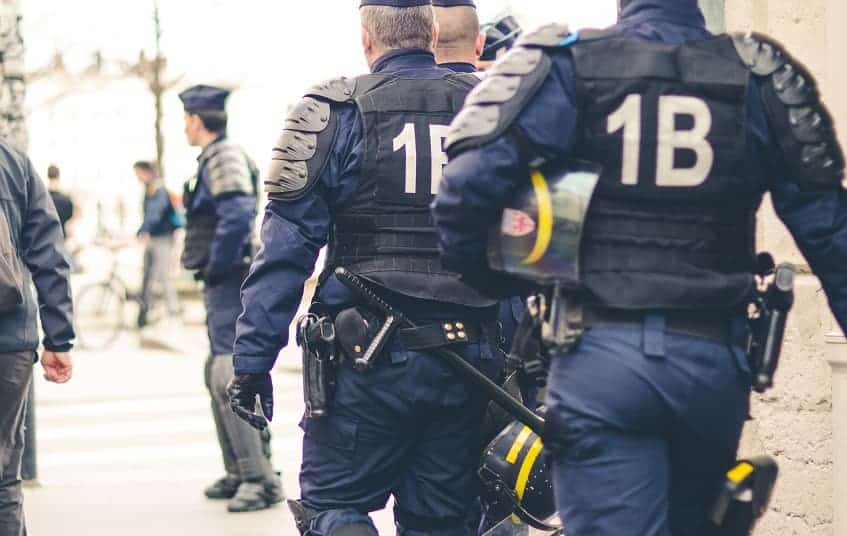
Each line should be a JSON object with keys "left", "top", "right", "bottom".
{"left": 227, "top": 372, "right": 274, "bottom": 430}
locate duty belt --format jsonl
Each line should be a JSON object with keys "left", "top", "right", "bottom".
{"left": 397, "top": 320, "right": 494, "bottom": 351}
{"left": 583, "top": 306, "right": 737, "bottom": 344}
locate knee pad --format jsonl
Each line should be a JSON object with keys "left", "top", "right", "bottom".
{"left": 394, "top": 507, "right": 465, "bottom": 536}
{"left": 289, "top": 501, "right": 377, "bottom": 536}
{"left": 330, "top": 524, "right": 378, "bottom": 536}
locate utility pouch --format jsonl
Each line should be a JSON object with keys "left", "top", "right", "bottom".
{"left": 334, "top": 307, "right": 380, "bottom": 366}
{"left": 747, "top": 257, "right": 794, "bottom": 393}
{"left": 510, "top": 285, "right": 584, "bottom": 387}
{"left": 296, "top": 313, "right": 337, "bottom": 418}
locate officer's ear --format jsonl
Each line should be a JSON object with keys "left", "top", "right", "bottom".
{"left": 432, "top": 20, "right": 440, "bottom": 51}
{"left": 362, "top": 26, "right": 375, "bottom": 57}
{"left": 474, "top": 30, "right": 485, "bottom": 59}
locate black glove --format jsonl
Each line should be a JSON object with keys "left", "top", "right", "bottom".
{"left": 227, "top": 372, "right": 274, "bottom": 430}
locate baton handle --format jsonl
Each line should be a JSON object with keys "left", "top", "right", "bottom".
{"left": 335, "top": 267, "right": 548, "bottom": 437}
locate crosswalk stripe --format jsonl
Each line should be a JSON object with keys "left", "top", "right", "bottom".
{"left": 39, "top": 436, "right": 304, "bottom": 468}
{"left": 38, "top": 410, "right": 305, "bottom": 442}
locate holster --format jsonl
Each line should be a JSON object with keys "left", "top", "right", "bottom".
{"left": 296, "top": 313, "right": 337, "bottom": 418}
{"left": 747, "top": 261, "right": 794, "bottom": 393}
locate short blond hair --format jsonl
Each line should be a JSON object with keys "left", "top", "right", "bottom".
{"left": 361, "top": 5, "right": 436, "bottom": 52}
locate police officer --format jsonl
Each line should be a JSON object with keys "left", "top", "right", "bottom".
{"left": 178, "top": 85, "right": 282, "bottom": 512}
{"left": 433, "top": 0, "right": 847, "bottom": 534}
{"left": 477, "top": 12, "right": 521, "bottom": 72}
{"left": 432, "top": 0, "right": 483, "bottom": 74}
{"left": 432, "top": 2, "right": 538, "bottom": 414}
{"left": 228, "top": 2, "right": 503, "bottom": 535}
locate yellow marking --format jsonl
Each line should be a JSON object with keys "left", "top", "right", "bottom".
{"left": 523, "top": 170, "right": 554, "bottom": 265}
{"left": 515, "top": 437, "right": 544, "bottom": 500}
{"left": 727, "top": 462, "right": 754, "bottom": 484}
{"left": 505, "top": 426, "right": 533, "bottom": 464}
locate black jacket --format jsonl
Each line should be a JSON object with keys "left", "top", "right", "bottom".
{"left": 0, "top": 141, "right": 74, "bottom": 352}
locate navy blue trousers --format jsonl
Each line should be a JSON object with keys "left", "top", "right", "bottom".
{"left": 203, "top": 273, "right": 244, "bottom": 356}
{"left": 300, "top": 340, "right": 503, "bottom": 536}
{"left": 546, "top": 317, "right": 751, "bottom": 536}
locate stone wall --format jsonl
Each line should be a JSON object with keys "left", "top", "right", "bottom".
{"left": 724, "top": 1, "right": 843, "bottom": 534}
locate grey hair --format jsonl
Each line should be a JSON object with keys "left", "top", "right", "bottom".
{"left": 361, "top": 5, "right": 436, "bottom": 52}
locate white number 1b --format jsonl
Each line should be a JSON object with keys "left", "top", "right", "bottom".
{"left": 393, "top": 123, "right": 450, "bottom": 195}
{"left": 607, "top": 94, "right": 714, "bottom": 187}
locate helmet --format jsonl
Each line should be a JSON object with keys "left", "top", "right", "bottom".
{"left": 487, "top": 160, "right": 601, "bottom": 286}
{"left": 480, "top": 13, "right": 522, "bottom": 61}
{"left": 479, "top": 420, "right": 560, "bottom": 532}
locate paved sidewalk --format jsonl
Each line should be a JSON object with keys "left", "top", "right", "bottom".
{"left": 22, "top": 309, "right": 394, "bottom": 535}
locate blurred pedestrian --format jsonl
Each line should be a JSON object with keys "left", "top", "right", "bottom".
{"left": 133, "top": 161, "right": 180, "bottom": 328}
{"left": 46, "top": 164, "right": 74, "bottom": 238}
{"left": 0, "top": 141, "right": 74, "bottom": 535}
{"left": 178, "top": 84, "right": 281, "bottom": 512}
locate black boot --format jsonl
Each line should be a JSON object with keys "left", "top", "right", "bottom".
{"left": 204, "top": 475, "right": 241, "bottom": 500}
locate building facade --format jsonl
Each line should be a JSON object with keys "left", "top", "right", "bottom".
{"left": 720, "top": 1, "right": 847, "bottom": 534}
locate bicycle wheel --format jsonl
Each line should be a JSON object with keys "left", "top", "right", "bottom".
{"left": 75, "top": 282, "right": 125, "bottom": 351}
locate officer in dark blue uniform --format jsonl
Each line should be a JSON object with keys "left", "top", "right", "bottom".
{"left": 179, "top": 85, "right": 282, "bottom": 512}
{"left": 433, "top": 0, "right": 847, "bottom": 534}
{"left": 433, "top": 0, "right": 537, "bottom": 412}
{"left": 432, "top": 0, "right": 483, "bottom": 75}
{"left": 228, "top": 2, "right": 503, "bottom": 535}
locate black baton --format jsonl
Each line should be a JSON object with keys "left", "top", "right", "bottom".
{"left": 335, "top": 267, "right": 547, "bottom": 437}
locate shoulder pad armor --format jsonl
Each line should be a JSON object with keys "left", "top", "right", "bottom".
{"left": 305, "top": 76, "right": 357, "bottom": 103}
{"left": 731, "top": 32, "right": 787, "bottom": 76}
{"left": 734, "top": 32, "right": 844, "bottom": 188}
{"left": 205, "top": 140, "right": 253, "bottom": 197}
{"left": 515, "top": 23, "right": 572, "bottom": 48}
{"left": 265, "top": 77, "right": 356, "bottom": 201}
{"left": 446, "top": 46, "right": 552, "bottom": 155}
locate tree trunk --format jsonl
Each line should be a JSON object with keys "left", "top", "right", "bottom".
{"left": 0, "top": 0, "right": 27, "bottom": 151}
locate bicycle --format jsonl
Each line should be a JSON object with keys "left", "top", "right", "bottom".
{"left": 74, "top": 239, "right": 160, "bottom": 351}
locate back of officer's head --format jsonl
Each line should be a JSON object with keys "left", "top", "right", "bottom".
{"left": 360, "top": 3, "right": 437, "bottom": 66}
{"left": 433, "top": 5, "right": 483, "bottom": 64}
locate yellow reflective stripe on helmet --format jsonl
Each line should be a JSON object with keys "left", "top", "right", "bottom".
{"left": 515, "top": 437, "right": 544, "bottom": 500}
{"left": 522, "top": 170, "right": 553, "bottom": 265}
{"left": 506, "top": 426, "right": 533, "bottom": 464}
{"left": 727, "top": 462, "right": 754, "bottom": 484}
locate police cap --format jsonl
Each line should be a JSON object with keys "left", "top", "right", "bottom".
{"left": 178, "top": 85, "right": 230, "bottom": 113}
{"left": 360, "top": 0, "right": 432, "bottom": 7}
{"left": 432, "top": 0, "right": 475, "bottom": 7}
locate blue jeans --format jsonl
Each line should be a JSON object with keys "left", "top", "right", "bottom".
{"left": 300, "top": 341, "right": 503, "bottom": 536}
{"left": 546, "top": 317, "right": 751, "bottom": 536}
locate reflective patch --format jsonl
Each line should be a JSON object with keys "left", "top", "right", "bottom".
{"left": 505, "top": 426, "right": 533, "bottom": 464}
{"left": 727, "top": 462, "right": 754, "bottom": 484}
{"left": 514, "top": 437, "right": 544, "bottom": 500}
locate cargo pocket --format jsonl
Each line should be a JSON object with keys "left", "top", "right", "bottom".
{"left": 300, "top": 415, "right": 359, "bottom": 487}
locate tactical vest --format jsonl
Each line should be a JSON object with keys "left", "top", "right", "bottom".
{"left": 182, "top": 139, "right": 258, "bottom": 272}
{"left": 326, "top": 73, "right": 497, "bottom": 307}
{"left": 570, "top": 32, "right": 760, "bottom": 309}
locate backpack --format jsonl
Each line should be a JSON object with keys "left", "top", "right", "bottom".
{"left": 167, "top": 190, "right": 187, "bottom": 229}
{"left": 0, "top": 209, "right": 23, "bottom": 312}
